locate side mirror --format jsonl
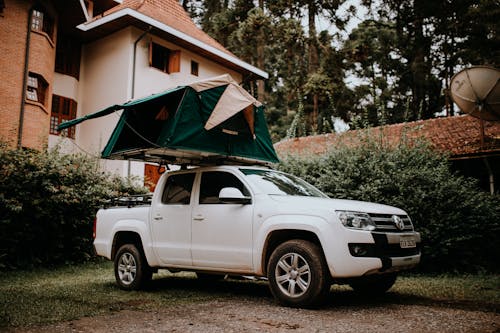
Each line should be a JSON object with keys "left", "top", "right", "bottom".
{"left": 219, "top": 187, "right": 252, "bottom": 205}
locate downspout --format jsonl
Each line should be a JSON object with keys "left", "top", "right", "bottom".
{"left": 127, "top": 26, "right": 151, "bottom": 177}
{"left": 131, "top": 26, "right": 151, "bottom": 100}
{"left": 18, "top": 7, "right": 34, "bottom": 149}
{"left": 483, "top": 157, "right": 495, "bottom": 195}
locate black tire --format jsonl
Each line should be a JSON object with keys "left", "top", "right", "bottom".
{"left": 114, "top": 244, "right": 152, "bottom": 290}
{"left": 267, "top": 239, "right": 330, "bottom": 308}
{"left": 348, "top": 273, "right": 397, "bottom": 295}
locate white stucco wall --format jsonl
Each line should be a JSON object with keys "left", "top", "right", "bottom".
{"left": 49, "top": 73, "right": 80, "bottom": 153}
{"left": 77, "top": 27, "right": 133, "bottom": 177}
{"left": 73, "top": 26, "right": 245, "bottom": 179}
{"left": 131, "top": 28, "right": 242, "bottom": 99}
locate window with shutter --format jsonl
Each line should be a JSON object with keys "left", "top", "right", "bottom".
{"left": 26, "top": 73, "right": 48, "bottom": 106}
{"left": 50, "top": 95, "right": 77, "bottom": 139}
{"left": 149, "top": 41, "right": 180, "bottom": 74}
{"left": 31, "top": 8, "right": 54, "bottom": 40}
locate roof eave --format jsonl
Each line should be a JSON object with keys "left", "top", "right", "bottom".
{"left": 76, "top": 8, "right": 268, "bottom": 80}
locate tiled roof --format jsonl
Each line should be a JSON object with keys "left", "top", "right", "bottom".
{"left": 101, "top": 0, "right": 234, "bottom": 56}
{"left": 275, "top": 115, "right": 500, "bottom": 159}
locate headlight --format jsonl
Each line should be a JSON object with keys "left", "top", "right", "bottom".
{"left": 336, "top": 211, "right": 376, "bottom": 231}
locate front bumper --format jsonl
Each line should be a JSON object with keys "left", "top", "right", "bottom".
{"left": 348, "top": 231, "right": 421, "bottom": 273}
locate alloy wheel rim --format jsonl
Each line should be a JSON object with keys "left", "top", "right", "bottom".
{"left": 118, "top": 253, "right": 137, "bottom": 285}
{"left": 275, "top": 252, "right": 311, "bottom": 298}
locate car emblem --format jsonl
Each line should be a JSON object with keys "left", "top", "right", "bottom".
{"left": 392, "top": 215, "right": 405, "bottom": 230}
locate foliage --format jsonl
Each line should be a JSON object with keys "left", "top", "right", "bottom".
{"left": 183, "top": 0, "right": 498, "bottom": 140}
{"left": 0, "top": 144, "right": 148, "bottom": 270}
{"left": 278, "top": 138, "right": 500, "bottom": 273}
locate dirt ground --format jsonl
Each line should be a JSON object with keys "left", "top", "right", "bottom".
{"left": 7, "top": 290, "right": 499, "bottom": 333}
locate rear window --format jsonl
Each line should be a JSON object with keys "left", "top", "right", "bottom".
{"left": 161, "top": 173, "right": 195, "bottom": 204}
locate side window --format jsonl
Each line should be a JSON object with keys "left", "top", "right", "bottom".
{"left": 161, "top": 173, "right": 195, "bottom": 205}
{"left": 199, "top": 172, "right": 250, "bottom": 204}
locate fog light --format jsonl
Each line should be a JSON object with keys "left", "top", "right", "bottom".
{"left": 349, "top": 243, "right": 374, "bottom": 257}
{"left": 352, "top": 245, "right": 367, "bottom": 256}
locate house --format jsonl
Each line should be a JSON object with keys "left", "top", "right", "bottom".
{"left": 275, "top": 116, "right": 500, "bottom": 194}
{"left": 0, "top": 0, "right": 267, "bottom": 179}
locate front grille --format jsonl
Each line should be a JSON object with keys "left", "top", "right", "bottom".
{"left": 369, "top": 213, "right": 414, "bottom": 232}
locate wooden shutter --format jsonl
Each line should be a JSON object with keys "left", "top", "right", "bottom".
{"left": 148, "top": 40, "right": 153, "bottom": 67}
{"left": 168, "top": 50, "right": 180, "bottom": 73}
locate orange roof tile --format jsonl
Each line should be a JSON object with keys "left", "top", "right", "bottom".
{"left": 102, "top": 0, "right": 234, "bottom": 57}
{"left": 275, "top": 116, "right": 500, "bottom": 159}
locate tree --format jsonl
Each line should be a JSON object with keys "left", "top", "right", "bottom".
{"left": 193, "top": 0, "right": 497, "bottom": 140}
{"left": 267, "top": 0, "right": 347, "bottom": 133}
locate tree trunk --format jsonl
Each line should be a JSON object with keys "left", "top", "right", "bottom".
{"left": 308, "top": 0, "right": 319, "bottom": 133}
{"left": 256, "top": 0, "right": 265, "bottom": 102}
{"left": 257, "top": 40, "right": 265, "bottom": 102}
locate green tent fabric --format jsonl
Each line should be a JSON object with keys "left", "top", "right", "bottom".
{"left": 57, "top": 75, "right": 279, "bottom": 165}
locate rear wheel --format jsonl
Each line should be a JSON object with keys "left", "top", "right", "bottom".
{"left": 114, "top": 244, "right": 152, "bottom": 290}
{"left": 348, "top": 273, "right": 397, "bottom": 295}
{"left": 267, "top": 240, "right": 330, "bottom": 308}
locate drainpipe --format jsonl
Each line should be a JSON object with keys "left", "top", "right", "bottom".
{"left": 483, "top": 157, "right": 495, "bottom": 195}
{"left": 127, "top": 26, "right": 151, "bottom": 177}
{"left": 18, "top": 7, "right": 34, "bottom": 149}
{"left": 131, "top": 26, "right": 151, "bottom": 99}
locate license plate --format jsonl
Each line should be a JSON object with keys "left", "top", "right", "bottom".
{"left": 400, "top": 236, "right": 416, "bottom": 248}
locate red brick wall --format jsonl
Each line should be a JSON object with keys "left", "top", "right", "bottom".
{"left": 0, "top": 0, "right": 57, "bottom": 150}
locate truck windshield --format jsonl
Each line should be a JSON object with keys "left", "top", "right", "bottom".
{"left": 240, "top": 169, "right": 327, "bottom": 197}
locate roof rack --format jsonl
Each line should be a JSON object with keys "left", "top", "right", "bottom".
{"left": 104, "top": 194, "right": 153, "bottom": 208}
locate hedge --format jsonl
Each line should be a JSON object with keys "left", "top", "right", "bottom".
{"left": 278, "top": 137, "right": 500, "bottom": 273}
{"left": 2, "top": 139, "right": 499, "bottom": 273}
{"left": 0, "top": 144, "right": 148, "bottom": 270}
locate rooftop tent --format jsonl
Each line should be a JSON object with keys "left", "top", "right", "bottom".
{"left": 58, "top": 74, "right": 279, "bottom": 165}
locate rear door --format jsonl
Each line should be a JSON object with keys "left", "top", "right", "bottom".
{"left": 191, "top": 170, "right": 254, "bottom": 271}
{"left": 150, "top": 172, "right": 195, "bottom": 266}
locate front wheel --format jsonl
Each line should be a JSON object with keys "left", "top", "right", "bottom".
{"left": 267, "top": 240, "right": 330, "bottom": 308}
{"left": 348, "top": 273, "right": 397, "bottom": 295}
{"left": 114, "top": 244, "right": 152, "bottom": 290}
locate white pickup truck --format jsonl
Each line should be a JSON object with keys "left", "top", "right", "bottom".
{"left": 94, "top": 165, "right": 421, "bottom": 307}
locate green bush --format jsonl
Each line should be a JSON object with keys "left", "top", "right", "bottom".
{"left": 278, "top": 136, "right": 500, "bottom": 273}
{"left": 0, "top": 144, "right": 148, "bottom": 270}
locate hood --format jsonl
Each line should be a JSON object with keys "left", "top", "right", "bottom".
{"left": 269, "top": 195, "right": 407, "bottom": 216}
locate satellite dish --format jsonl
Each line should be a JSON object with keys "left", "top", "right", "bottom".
{"left": 449, "top": 66, "right": 500, "bottom": 121}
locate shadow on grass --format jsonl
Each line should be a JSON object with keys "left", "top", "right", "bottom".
{"left": 141, "top": 275, "right": 499, "bottom": 313}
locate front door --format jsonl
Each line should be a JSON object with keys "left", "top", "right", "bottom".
{"left": 150, "top": 172, "right": 195, "bottom": 266}
{"left": 191, "top": 171, "right": 254, "bottom": 271}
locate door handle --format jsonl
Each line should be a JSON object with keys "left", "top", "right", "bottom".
{"left": 193, "top": 214, "right": 205, "bottom": 221}
{"left": 153, "top": 215, "right": 163, "bottom": 221}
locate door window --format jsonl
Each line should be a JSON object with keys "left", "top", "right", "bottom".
{"left": 161, "top": 173, "right": 195, "bottom": 204}
{"left": 199, "top": 172, "right": 250, "bottom": 204}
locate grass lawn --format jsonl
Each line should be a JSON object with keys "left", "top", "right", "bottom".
{"left": 0, "top": 261, "right": 498, "bottom": 328}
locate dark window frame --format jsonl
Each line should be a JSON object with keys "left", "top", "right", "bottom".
{"left": 191, "top": 60, "right": 199, "bottom": 76}
{"left": 55, "top": 35, "right": 81, "bottom": 79}
{"left": 31, "top": 8, "right": 54, "bottom": 40}
{"left": 26, "top": 72, "right": 48, "bottom": 106}
{"left": 50, "top": 95, "right": 77, "bottom": 139}
{"left": 149, "top": 41, "right": 180, "bottom": 74}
